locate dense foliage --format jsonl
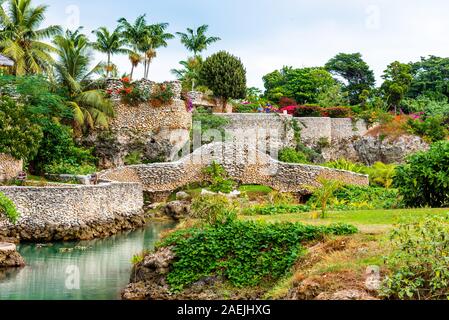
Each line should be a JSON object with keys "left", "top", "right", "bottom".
{"left": 0, "top": 192, "right": 19, "bottom": 224}
{"left": 199, "top": 51, "right": 246, "bottom": 110}
{"left": 381, "top": 215, "right": 449, "bottom": 300}
{"left": 395, "top": 141, "right": 449, "bottom": 208}
{"left": 202, "top": 162, "right": 236, "bottom": 194}
{"left": 160, "top": 220, "right": 358, "bottom": 291}
{"left": 0, "top": 97, "right": 43, "bottom": 162}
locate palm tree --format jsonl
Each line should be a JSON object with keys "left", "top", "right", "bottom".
{"left": 0, "top": 0, "right": 62, "bottom": 75}
{"left": 91, "top": 26, "right": 128, "bottom": 78}
{"left": 53, "top": 28, "right": 114, "bottom": 132}
{"left": 176, "top": 25, "right": 220, "bottom": 57}
{"left": 117, "top": 15, "right": 148, "bottom": 79}
{"left": 140, "top": 23, "right": 174, "bottom": 79}
{"left": 171, "top": 56, "right": 203, "bottom": 91}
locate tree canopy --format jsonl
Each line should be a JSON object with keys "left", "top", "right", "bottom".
{"left": 325, "top": 53, "right": 375, "bottom": 105}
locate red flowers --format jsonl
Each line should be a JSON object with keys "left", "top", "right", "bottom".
{"left": 121, "top": 77, "right": 130, "bottom": 84}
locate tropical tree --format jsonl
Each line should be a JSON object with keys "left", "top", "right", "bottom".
{"left": 176, "top": 25, "right": 220, "bottom": 57}
{"left": 53, "top": 28, "right": 114, "bottom": 132}
{"left": 91, "top": 26, "right": 128, "bottom": 77}
{"left": 381, "top": 61, "right": 413, "bottom": 113}
{"left": 200, "top": 51, "right": 246, "bottom": 112}
{"left": 171, "top": 55, "right": 203, "bottom": 91}
{"left": 0, "top": 0, "right": 62, "bottom": 75}
{"left": 140, "top": 23, "right": 174, "bottom": 79}
{"left": 117, "top": 15, "right": 147, "bottom": 79}
{"left": 325, "top": 53, "right": 376, "bottom": 105}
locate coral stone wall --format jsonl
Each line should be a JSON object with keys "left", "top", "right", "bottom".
{"left": 0, "top": 182, "right": 145, "bottom": 242}
{"left": 100, "top": 143, "right": 369, "bottom": 199}
{"left": 295, "top": 117, "right": 368, "bottom": 145}
{"left": 215, "top": 113, "right": 295, "bottom": 152}
{"left": 0, "top": 154, "right": 22, "bottom": 182}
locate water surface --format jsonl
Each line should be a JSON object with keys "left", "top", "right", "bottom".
{"left": 0, "top": 222, "right": 175, "bottom": 300}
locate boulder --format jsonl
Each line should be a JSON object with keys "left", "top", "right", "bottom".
{"left": 164, "top": 201, "right": 191, "bottom": 221}
{"left": 0, "top": 243, "right": 25, "bottom": 268}
{"left": 176, "top": 191, "right": 190, "bottom": 201}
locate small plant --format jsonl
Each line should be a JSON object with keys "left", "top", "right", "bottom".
{"left": 190, "top": 194, "right": 238, "bottom": 225}
{"left": 381, "top": 214, "right": 449, "bottom": 300}
{"left": 124, "top": 151, "right": 143, "bottom": 165}
{"left": 150, "top": 83, "right": 175, "bottom": 107}
{"left": 131, "top": 254, "right": 144, "bottom": 265}
{"left": 44, "top": 161, "right": 97, "bottom": 176}
{"left": 0, "top": 192, "right": 19, "bottom": 224}
{"left": 308, "top": 178, "right": 343, "bottom": 218}
{"left": 203, "top": 162, "right": 237, "bottom": 194}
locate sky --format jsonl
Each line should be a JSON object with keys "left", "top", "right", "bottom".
{"left": 33, "top": 0, "right": 449, "bottom": 89}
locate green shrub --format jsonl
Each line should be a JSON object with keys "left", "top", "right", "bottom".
{"left": 43, "top": 161, "right": 96, "bottom": 175}
{"left": 124, "top": 151, "right": 143, "bottom": 165}
{"left": 243, "top": 204, "right": 311, "bottom": 216}
{"left": 278, "top": 148, "right": 308, "bottom": 164}
{"left": 0, "top": 97, "right": 43, "bottom": 162}
{"left": 203, "top": 162, "right": 236, "bottom": 194}
{"left": 190, "top": 195, "right": 238, "bottom": 225}
{"left": 318, "top": 185, "right": 402, "bottom": 211}
{"left": 395, "top": 141, "right": 449, "bottom": 208}
{"left": 0, "top": 192, "right": 19, "bottom": 224}
{"left": 293, "top": 105, "right": 322, "bottom": 117}
{"left": 406, "top": 115, "right": 448, "bottom": 143}
{"left": 381, "top": 215, "right": 449, "bottom": 300}
{"left": 324, "top": 158, "right": 366, "bottom": 173}
{"left": 159, "top": 220, "right": 358, "bottom": 291}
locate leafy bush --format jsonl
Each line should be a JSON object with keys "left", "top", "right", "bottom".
{"left": 160, "top": 220, "right": 358, "bottom": 291}
{"left": 406, "top": 115, "right": 448, "bottom": 143}
{"left": 150, "top": 83, "right": 175, "bottom": 107}
{"left": 124, "top": 151, "right": 143, "bottom": 165}
{"left": 279, "top": 97, "right": 297, "bottom": 108}
{"left": 324, "top": 159, "right": 397, "bottom": 188}
{"left": 0, "top": 192, "right": 19, "bottom": 224}
{"left": 293, "top": 105, "right": 322, "bottom": 117}
{"left": 43, "top": 161, "right": 96, "bottom": 175}
{"left": 381, "top": 215, "right": 449, "bottom": 300}
{"left": 233, "top": 103, "right": 258, "bottom": 113}
{"left": 190, "top": 195, "right": 238, "bottom": 225}
{"left": 321, "top": 107, "right": 353, "bottom": 118}
{"left": 32, "top": 121, "right": 97, "bottom": 174}
{"left": 324, "top": 185, "right": 402, "bottom": 210}
{"left": 395, "top": 141, "right": 449, "bottom": 208}
{"left": 278, "top": 148, "right": 309, "bottom": 164}
{"left": 401, "top": 96, "right": 449, "bottom": 117}
{"left": 243, "top": 204, "right": 311, "bottom": 216}
{"left": 0, "top": 97, "right": 43, "bottom": 162}
{"left": 308, "top": 179, "right": 344, "bottom": 218}
{"left": 203, "top": 162, "right": 236, "bottom": 194}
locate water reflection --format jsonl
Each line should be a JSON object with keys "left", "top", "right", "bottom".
{"left": 0, "top": 222, "right": 175, "bottom": 300}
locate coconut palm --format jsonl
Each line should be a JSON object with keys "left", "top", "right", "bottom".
{"left": 117, "top": 15, "right": 148, "bottom": 79}
{"left": 53, "top": 28, "right": 114, "bottom": 132}
{"left": 0, "top": 0, "right": 62, "bottom": 75}
{"left": 140, "top": 23, "right": 174, "bottom": 79}
{"left": 171, "top": 56, "right": 203, "bottom": 91}
{"left": 176, "top": 25, "right": 220, "bottom": 57}
{"left": 91, "top": 27, "right": 128, "bottom": 78}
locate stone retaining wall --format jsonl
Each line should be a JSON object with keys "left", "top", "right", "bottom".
{"left": 0, "top": 182, "right": 145, "bottom": 242}
{"left": 100, "top": 143, "right": 369, "bottom": 200}
{"left": 0, "top": 154, "right": 22, "bottom": 182}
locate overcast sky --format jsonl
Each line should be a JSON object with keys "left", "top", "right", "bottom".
{"left": 34, "top": 0, "right": 449, "bottom": 89}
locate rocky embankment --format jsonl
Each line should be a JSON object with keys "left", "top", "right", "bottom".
{"left": 2, "top": 212, "right": 147, "bottom": 242}
{"left": 0, "top": 242, "right": 25, "bottom": 268}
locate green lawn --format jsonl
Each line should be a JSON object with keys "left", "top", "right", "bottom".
{"left": 243, "top": 208, "right": 449, "bottom": 234}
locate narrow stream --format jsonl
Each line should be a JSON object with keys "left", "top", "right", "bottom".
{"left": 0, "top": 221, "right": 176, "bottom": 300}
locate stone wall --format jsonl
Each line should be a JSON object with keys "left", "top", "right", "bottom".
{"left": 88, "top": 79, "right": 192, "bottom": 169}
{"left": 215, "top": 114, "right": 295, "bottom": 152}
{"left": 0, "top": 181, "right": 145, "bottom": 242}
{"left": 100, "top": 142, "right": 369, "bottom": 200}
{"left": 0, "top": 154, "right": 22, "bottom": 182}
